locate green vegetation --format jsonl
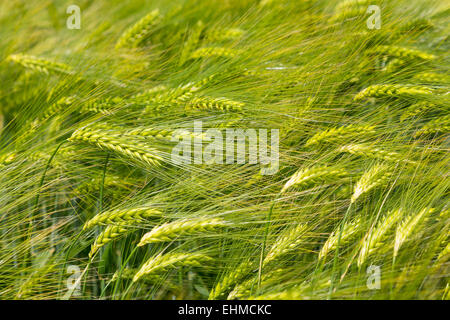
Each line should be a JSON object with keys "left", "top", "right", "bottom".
{"left": 0, "top": 0, "right": 448, "bottom": 300}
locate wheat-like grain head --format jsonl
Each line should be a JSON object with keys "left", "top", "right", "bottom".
{"left": 351, "top": 163, "right": 392, "bottom": 203}
{"left": 138, "top": 218, "right": 228, "bottom": 245}
{"left": 133, "top": 252, "right": 212, "bottom": 282}
{"left": 281, "top": 165, "right": 347, "bottom": 193}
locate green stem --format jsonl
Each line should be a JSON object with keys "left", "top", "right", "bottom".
{"left": 112, "top": 246, "right": 139, "bottom": 299}
{"left": 328, "top": 202, "right": 353, "bottom": 299}
{"left": 258, "top": 191, "right": 281, "bottom": 290}
{"left": 34, "top": 141, "right": 66, "bottom": 212}
{"left": 27, "top": 141, "right": 66, "bottom": 269}
{"left": 98, "top": 153, "right": 110, "bottom": 293}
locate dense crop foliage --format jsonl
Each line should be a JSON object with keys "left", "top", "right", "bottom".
{"left": 0, "top": 0, "right": 448, "bottom": 299}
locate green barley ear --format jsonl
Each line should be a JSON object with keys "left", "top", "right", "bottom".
{"left": 414, "top": 115, "right": 450, "bottom": 137}
{"left": 133, "top": 252, "right": 212, "bottom": 282}
{"left": 88, "top": 209, "right": 165, "bottom": 258}
{"left": 305, "top": 125, "right": 376, "bottom": 146}
{"left": 351, "top": 163, "right": 392, "bottom": 203}
{"left": 394, "top": 208, "right": 434, "bottom": 258}
{"left": 189, "top": 47, "right": 242, "bottom": 60}
{"left": 125, "top": 126, "right": 205, "bottom": 141}
{"left": 138, "top": 218, "right": 227, "bottom": 245}
{"left": 136, "top": 82, "right": 206, "bottom": 111}
{"left": 319, "top": 218, "right": 360, "bottom": 261}
{"left": 383, "top": 58, "right": 408, "bottom": 73}
{"left": 335, "top": 0, "right": 371, "bottom": 11}
{"left": 186, "top": 96, "right": 244, "bottom": 112}
{"left": 83, "top": 207, "right": 162, "bottom": 230}
{"left": 7, "top": 53, "right": 73, "bottom": 75}
{"left": 89, "top": 224, "right": 129, "bottom": 258}
{"left": 354, "top": 84, "right": 433, "bottom": 101}
{"left": 338, "top": 143, "right": 413, "bottom": 163}
{"left": 209, "top": 261, "right": 254, "bottom": 300}
{"left": 0, "top": 152, "right": 16, "bottom": 166}
{"left": 332, "top": 0, "right": 370, "bottom": 21}
{"left": 443, "top": 283, "right": 450, "bottom": 301}
{"left": 112, "top": 268, "right": 143, "bottom": 282}
{"left": 400, "top": 102, "right": 437, "bottom": 122}
{"left": 357, "top": 209, "right": 403, "bottom": 267}
{"left": 115, "top": 9, "right": 161, "bottom": 49}
{"left": 68, "top": 127, "right": 162, "bottom": 167}
{"left": 397, "top": 18, "right": 433, "bottom": 34}
{"left": 179, "top": 21, "right": 204, "bottom": 65}
{"left": 205, "top": 28, "right": 244, "bottom": 42}
{"left": 413, "top": 72, "right": 449, "bottom": 84}
{"left": 437, "top": 243, "right": 450, "bottom": 262}
{"left": 73, "top": 174, "right": 138, "bottom": 198}
{"left": 40, "top": 96, "right": 76, "bottom": 120}
{"left": 372, "top": 45, "right": 437, "bottom": 61}
{"left": 264, "top": 224, "right": 308, "bottom": 266}
{"left": 229, "top": 268, "right": 290, "bottom": 300}
{"left": 281, "top": 165, "right": 347, "bottom": 193}
{"left": 131, "top": 85, "right": 168, "bottom": 101}
{"left": 112, "top": 268, "right": 178, "bottom": 289}
{"left": 80, "top": 97, "right": 123, "bottom": 115}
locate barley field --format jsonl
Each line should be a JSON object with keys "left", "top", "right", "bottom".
{"left": 0, "top": 0, "right": 448, "bottom": 300}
